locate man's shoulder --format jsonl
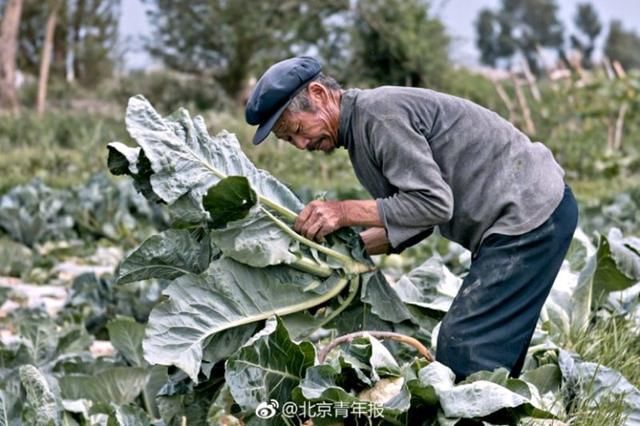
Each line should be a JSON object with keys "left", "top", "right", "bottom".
{"left": 355, "top": 85, "right": 432, "bottom": 102}
{"left": 353, "top": 86, "right": 466, "bottom": 115}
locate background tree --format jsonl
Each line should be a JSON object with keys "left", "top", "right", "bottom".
{"left": 604, "top": 20, "right": 640, "bottom": 71}
{"left": 475, "top": 0, "right": 564, "bottom": 75}
{"left": 69, "top": 0, "right": 120, "bottom": 86}
{"left": 144, "top": 0, "right": 349, "bottom": 104}
{"left": 37, "top": 0, "right": 62, "bottom": 116}
{"left": 0, "top": 0, "right": 23, "bottom": 112}
{"left": 16, "top": 1, "right": 66, "bottom": 78}
{"left": 570, "top": 3, "right": 602, "bottom": 69}
{"left": 16, "top": 0, "right": 119, "bottom": 86}
{"left": 348, "top": 0, "right": 450, "bottom": 88}
{"left": 475, "top": 9, "right": 515, "bottom": 68}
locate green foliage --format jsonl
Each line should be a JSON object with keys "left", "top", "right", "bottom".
{"left": 348, "top": 0, "right": 450, "bottom": 88}
{"left": 106, "top": 70, "right": 232, "bottom": 113}
{"left": 605, "top": 19, "right": 640, "bottom": 70}
{"left": 144, "top": 0, "right": 348, "bottom": 101}
{"left": 0, "top": 110, "right": 126, "bottom": 194}
{"left": 476, "top": 0, "right": 564, "bottom": 74}
{"left": 475, "top": 9, "right": 515, "bottom": 68}
{"left": 570, "top": 3, "right": 603, "bottom": 69}
{"left": 16, "top": 0, "right": 120, "bottom": 86}
{"left": 18, "top": 365, "right": 60, "bottom": 426}
{"left": 0, "top": 174, "right": 167, "bottom": 247}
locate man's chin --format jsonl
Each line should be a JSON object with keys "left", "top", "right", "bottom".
{"left": 322, "top": 146, "right": 336, "bottom": 155}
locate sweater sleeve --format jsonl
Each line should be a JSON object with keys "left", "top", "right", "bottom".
{"left": 368, "top": 113, "right": 454, "bottom": 250}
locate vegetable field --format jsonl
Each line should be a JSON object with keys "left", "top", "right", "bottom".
{"left": 1, "top": 96, "right": 640, "bottom": 426}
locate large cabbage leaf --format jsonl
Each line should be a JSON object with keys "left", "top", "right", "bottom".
{"left": 142, "top": 258, "right": 350, "bottom": 382}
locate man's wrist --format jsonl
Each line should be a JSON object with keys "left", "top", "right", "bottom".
{"left": 360, "top": 227, "right": 391, "bottom": 255}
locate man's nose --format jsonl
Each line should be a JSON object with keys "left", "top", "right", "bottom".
{"left": 292, "top": 135, "right": 310, "bottom": 150}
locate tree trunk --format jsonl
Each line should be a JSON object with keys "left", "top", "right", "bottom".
{"left": 37, "top": 1, "right": 60, "bottom": 116}
{"left": 0, "top": 0, "right": 24, "bottom": 112}
{"left": 71, "top": 0, "right": 86, "bottom": 82}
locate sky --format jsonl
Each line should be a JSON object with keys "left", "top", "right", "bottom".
{"left": 119, "top": 0, "right": 640, "bottom": 70}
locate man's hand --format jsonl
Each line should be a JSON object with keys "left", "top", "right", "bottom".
{"left": 294, "top": 199, "right": 385, "bottom": 243}
{"left": 294, "top": 200, "right": 346, "bottom": 241}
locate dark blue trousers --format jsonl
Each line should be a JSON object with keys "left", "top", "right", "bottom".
{"left": 436, "top": 185, "right": 578, "bottom": 380}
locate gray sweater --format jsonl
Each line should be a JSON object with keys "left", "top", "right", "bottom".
{"left": 337, "top": 87, "right": 566, "bottom": 254}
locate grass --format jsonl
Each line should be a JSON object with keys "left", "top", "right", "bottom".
{"left": 560, "top": 315, "right": 640, "bottom": 425}
{"left": 0, "top": 110, "right": 128, "bottom": 194}
{"left": 572, "top": 315, "right": 640, "bottom": 389}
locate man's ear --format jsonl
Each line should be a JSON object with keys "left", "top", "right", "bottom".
{"left": 307, "top": 81, "right": 329, "bottom": 103}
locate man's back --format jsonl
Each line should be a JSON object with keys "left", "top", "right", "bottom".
{"left": 338, "top": 86, "right": 565, "bottom": 253}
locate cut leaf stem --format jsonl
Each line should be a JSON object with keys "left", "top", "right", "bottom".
{"left": 317, "top": 331, "right": 435, "bottom": 363}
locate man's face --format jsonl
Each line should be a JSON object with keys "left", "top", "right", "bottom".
{"left": 273, "top": 89, "right": 340, "bottom": 153}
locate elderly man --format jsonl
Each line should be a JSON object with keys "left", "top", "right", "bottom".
{"left": 245, "top": 56, "right": 578, "bottom": 380}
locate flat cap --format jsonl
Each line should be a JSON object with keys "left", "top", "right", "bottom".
{"left": 245, "top": 56, "right": 321, "bottom": 145}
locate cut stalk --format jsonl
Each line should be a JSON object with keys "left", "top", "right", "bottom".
{"left": 291, "top": 256, "right": 333, "bottom": 278}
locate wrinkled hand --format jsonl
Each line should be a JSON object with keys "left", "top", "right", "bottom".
{"left": 294, "top": 200, "right": 346, "bottom": 242}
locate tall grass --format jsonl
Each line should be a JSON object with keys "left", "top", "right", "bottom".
{"left": 0, "top": 111, "right": 128, "bottom": 193}
{"left": 562, "top": 315, "right": 640, "bottom": 425}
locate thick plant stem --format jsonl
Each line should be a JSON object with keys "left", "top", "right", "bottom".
{"left": 318, "top": 331, "right": 434, "bottom": 363}
{"left": 291, "top": 256, "right": 333, "bottom": 278}
{"left": 312, "top": 276, "right": 361, "bottom": 332}
{"left": 195, "top": 277, "right": 351, "bottom": 339}
{"left": 261, "top": 206, "right": 370, "bottom": 274}
{"left": 259, "top": 196, "right": 297, "bottom": 222}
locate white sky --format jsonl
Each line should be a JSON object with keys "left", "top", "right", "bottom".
{"left": 119, "top": 0, "right": 640, "bottom": 70}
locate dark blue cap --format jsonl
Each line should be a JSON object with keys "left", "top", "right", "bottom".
{"left": 245, "top": 56, "right": 322, "bottom": 145}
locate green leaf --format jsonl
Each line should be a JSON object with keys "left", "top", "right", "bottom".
{"left": 107, "top": 317, "right": 146, "bottom": 367}
{"left": 115, "top": 229, "right": 211, "bottom": 285}
{"left": 360, "top": 271, "right": 414, "bottom": 323}
{"left": 572, "top": 255, "right": 596, "bottom": 335}
{"left": 203, "top": 176, "right": 257, "bottom": 227}
{"left": 17, "top": 314, "right": 59, "bottom": 365}
{"left": 109, "top": 95, "right": 302, "bottom": 210}
{"left": 0, "top": 238, "right": 33, "bottom": 277}
{"left": 566, "top": 234, "right": 589, "bottom": 272}
{"left": 559, "top": 350, "right": 640, "bottom": 424}
{"left": 18, "top": 365, "right": 60, "bottom": 426}
{"left": 109, "top": 96, "right": 368, "bottom": 274}
{"left": 143, "top": 258, "right": 349, "bottom": 382}
{"left": 296, "top": 360, "right": 411, "bottom": 424}
{"left": 391, "top": 258, "right": 461, "bottom": 314}
{"left": 201, "top": 324, "right": 259, "bottom": 375}
{"left": 112, "top": 404, "right": 152, "bottom": 426}
{"left": 59, "top": 367, "right": 149, "bottom": 406}
{"left": 107, "top": 142, "right": 141, "bottom": 175}
{"left": 418, "top": 362, "right": 553, "bottom": 420}
{"left": 521, "top": 364, "right": 562, "bottom": 395}
{"left": 0, "top": 180, "right": 75, "bottom": 247}
{"left": 0, "top": 389, "right": 20, "bottom": 426}
{"left": 208, "top": 211, "right": 298, "bottom": 267}
{"left": 156, "top": 378, "right": 221, "bottom": 426}
{"left": 342, "top": 335, "right": 402, "bottom": 382}
{"left": 592, "top": 229, "right": 640, "bottom": 302}
{"left": 225, "top": 317, "right": 315, "bottom": 415}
